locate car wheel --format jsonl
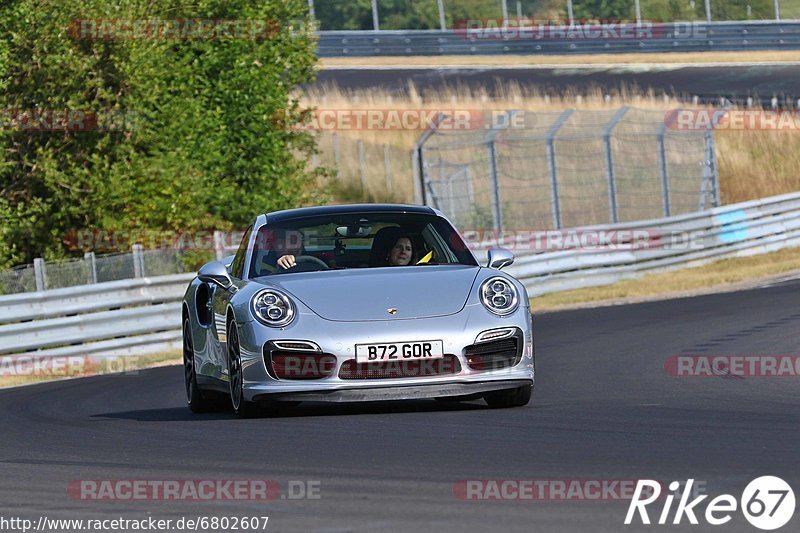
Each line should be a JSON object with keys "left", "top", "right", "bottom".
{"left": 183, "top": 319, "right": 215, "bottom": 413}
{"left": 483, "top": 384, "right": 533, "bottom": 409}
{"left": 227, "top": 320, "right": 261, "bottom": 418}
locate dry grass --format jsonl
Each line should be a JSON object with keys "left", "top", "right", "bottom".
{"left": 304, "top": 84, "right": 800, "bottom": 206}
{"left": 0, "top": 350, "right": 181, "bottom": 389}
{"left": 320, "top": 50, "right": 800, "bottom": 68}
{"left": 531, "top": 245, "right": 800, "bottom": 312}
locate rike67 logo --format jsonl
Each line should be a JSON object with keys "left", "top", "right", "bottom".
{"left": 625, "top": 477, "right": 795, "bottom": 530}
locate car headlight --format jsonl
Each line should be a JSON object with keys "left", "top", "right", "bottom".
{"left": 480, "top": 276, "right": 519, "bottom": 316}
{"left": 252, "top": 289, "right": 296, "bottom": 327}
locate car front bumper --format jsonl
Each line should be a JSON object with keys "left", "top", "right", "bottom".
{"left": 237, "top": 302, "right": 535, "bottom": 403}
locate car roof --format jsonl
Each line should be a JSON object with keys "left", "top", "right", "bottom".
{"left": 264, "top": 204, "right": 436, "bottom": 224}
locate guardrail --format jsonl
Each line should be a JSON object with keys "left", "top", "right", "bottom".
{"left": 317, "top": 21, "right": 800, "bottom": 56}
{"left": 0, "top": 273, "right": 193, "bottom": 359}
{"left": 3, "top": 191, "right": 800, "bottom": 361}
{"left": 499, "top": 191, "right": 800, "bottom": 296}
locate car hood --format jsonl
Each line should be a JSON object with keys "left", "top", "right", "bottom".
{"left": 255, "top": 265, "right": 480, "bottom": 321}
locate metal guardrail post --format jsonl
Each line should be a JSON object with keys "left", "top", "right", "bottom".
{"left": 33, "top": 258, "right": 46, "bottom": 292}
{"left": 602, "top": 106, "right": 629, "bottom": 224}
{"left": 566, "top": 0, "right": 574, "bottom": 25}
{"left": 132, "top": 244, "right": 144, "bottom": 278}
{"left": 545, "top": 109, "right": 574, "bottom": 230}
{"left": 501, "top": 0, "right": 509, "bottom": 27}
{"left": 84, "top": 252, "right": 98, "bottom": 284}
{"left": 635, "top": 0, "right": 641, "bottom": 26}
{"left": 438, "top": 0, "right": 446, "bottom": 30}
{"left": 775, "top": 0, "right": 781, "bottom": 21}
{"left": 705, "top": 0, "right": 712, "bottom": 22}
{"left": 657, "top": 123, "right": 671, "bottom": 217}
{"left": 308, "top": 0, "right": 315, "bottom": 19}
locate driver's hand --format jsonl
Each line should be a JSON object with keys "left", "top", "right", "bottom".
{"left": 277, "top": 254, "right": 296, "bottom": 269}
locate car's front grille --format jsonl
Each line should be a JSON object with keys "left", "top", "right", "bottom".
{"left": 463, "top": 337, "right": 520, "bottom": 371}
{"left": 338, "top": 354, "right": 461, "bottom": 380}
{"left": 268, "top": 351, "right": 337, "bottom": 380}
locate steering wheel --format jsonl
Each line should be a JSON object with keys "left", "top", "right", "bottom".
{"left": 281, "top": 255, "right": 330, "bottom": 272}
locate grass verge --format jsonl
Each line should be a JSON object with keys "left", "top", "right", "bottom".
{"left": 0, "top": 350, "right": 181, "bottom": 389}
{"left": 320, "top": 50, "right": 800, "bottom": 68}
{"left": 531, "top": 245, "right": 800, "bottom": 312}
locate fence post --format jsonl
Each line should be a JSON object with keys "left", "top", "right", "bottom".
{"left": 371, "top": 0, "right": 380, "bottom": 30}
{"left": 566, "top": 0, "right": 574, "bottom": 24}
{"left": 705, "top": 128, "right": 720, "bottom": 208}
{"left": 357, "top": 140, "right": 366, "bottom": 193}
{"left": 775, "top": 0, "right": 781, "bottom": 21}
{"left": 84, "top": 252, "right": 98, "bottom": 284}
{"left": 635, "top": 0, "right": 641, "bottom": 25}
{"left": 438, "top": 0, "right": 446, "bottom": 30}
{"left": 657, "top": 123, "right": 671, "bottom": 217}
{"left": 602, "top": 106, "right": 629, "bottom": 224}
{"left": 332, "top": 132, "right": 340, "bottom": 170}
{"left": 545, "top": 109, "right": 574, "bottom": 229}
{"left": 704, "top": 0, "right": 711, "bottom": 22}
{"left": 33, "top": 258, "right": 47, "bottom": 292}
{"left": 487, "top": 138, "right": 502, "bottom": 232}
{"left": 383, "top": 144, "right": 392, "bottom": 195}
{"left": 308, "top": 0, "right": 315, "bottom": 19}
{"left": 132, "top": 244, "right": 144, "bottom": 278}
{"left": 412, "top": 112, "right": 445, "bottom": 206}
{"left": 501, "top": 0, "right": 509, "bottom": 27}
{"left": 213, "top": 231, "right": 225, "bottom": 262}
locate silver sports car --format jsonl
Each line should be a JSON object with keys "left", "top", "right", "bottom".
{"left": 182, "top": 204, "right": 534, "bottom": 417}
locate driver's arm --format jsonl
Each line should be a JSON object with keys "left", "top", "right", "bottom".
{"left": 277, "top": 255, "right": 296, "bottom": 269}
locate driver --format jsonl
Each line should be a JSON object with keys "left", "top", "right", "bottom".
{"left": 255, "top": 228, "right": 304, "bottom": 273}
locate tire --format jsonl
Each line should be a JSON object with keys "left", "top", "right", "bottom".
{"left": 227, "top": 320, "right": 261, "bottom": 418}
{"left": 483, "top": 384, "right": 533, "bottom": 409}
{"left": 183, "top": 319, "right": 215, "bottom": 413}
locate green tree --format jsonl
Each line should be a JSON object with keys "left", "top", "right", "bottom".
{"left": 0, "top": 0, "right": 319, "bottom": 268}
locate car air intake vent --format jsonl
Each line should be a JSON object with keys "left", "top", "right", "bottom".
{"left": 464, "top": 338, "right": 520, "bottom": 371}
{"left": 339, "top": 354, "right": 461, "bottom": 380}
{"left": 269, "top": 352, "right": 336, "bottom": 380}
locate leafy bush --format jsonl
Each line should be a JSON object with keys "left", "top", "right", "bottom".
{"left": 0, "top": 0, "right": 320, "bottom": 268}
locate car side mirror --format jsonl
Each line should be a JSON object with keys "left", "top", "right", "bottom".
{"left": 198, "top": 261, "right": 235, "bottom": 290}
{"left": 487, "top": 248, "right": 514, "bottom": 270}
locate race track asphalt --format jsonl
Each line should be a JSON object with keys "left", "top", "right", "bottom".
{"left": 1, "top": 278, "right": 798, "bottom": 532}
{"left": 314, "top": 65, "right": 800, "bottom": 105}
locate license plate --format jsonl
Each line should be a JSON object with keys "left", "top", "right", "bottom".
{"left": 355, "top": 340, "right": 444, "bottom": 363}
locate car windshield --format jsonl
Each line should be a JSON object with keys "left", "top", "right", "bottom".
{"left": 248, "top": 212, "right": 477, "bottom": 277}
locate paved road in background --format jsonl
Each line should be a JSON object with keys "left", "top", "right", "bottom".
{"left": 314, "top": 65, "right": 800, "bottom": 104}
{"left": 1, "top": 279, "right": 799, "bottom": 532}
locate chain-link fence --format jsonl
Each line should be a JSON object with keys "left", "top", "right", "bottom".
{"left": 310, "top": 0, "right": 795, "bottom": 30}
{"left": 418, "top": 107, "right": 718, "bottom": 231}
{"left": 314, "top": 132, "right": 414, "bottom": 202}
{"left": 0, "top": 247, "right": 208, "bottom": 296}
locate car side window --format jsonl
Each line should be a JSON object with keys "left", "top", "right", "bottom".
{"left": 230, "top": 225, "right": 252, "bottom": 280}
